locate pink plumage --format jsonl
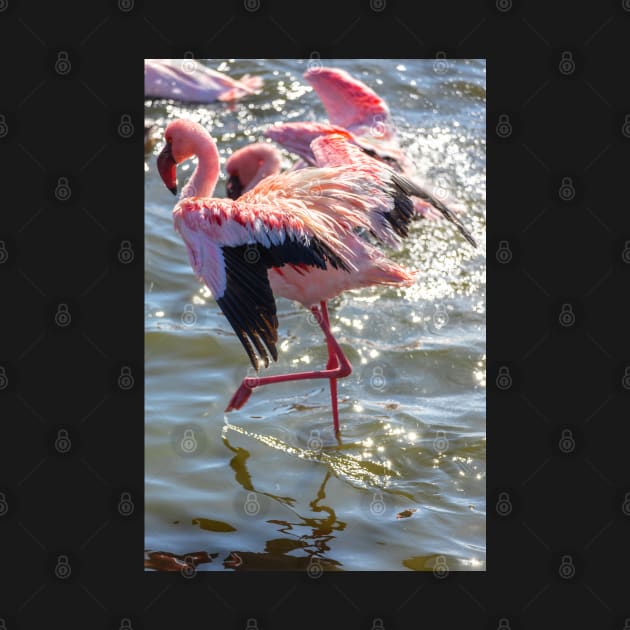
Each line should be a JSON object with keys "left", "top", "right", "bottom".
{"left": 156, "top": 118, "right": 474, "bottom": 433}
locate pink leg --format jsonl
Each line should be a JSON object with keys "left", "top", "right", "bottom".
{"left": 225, "top": 301, "right": 352, "bottom": 434}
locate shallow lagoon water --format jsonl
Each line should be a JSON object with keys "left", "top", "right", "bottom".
{"left": 145, "top": 58, "right": 486, "bottom": 571}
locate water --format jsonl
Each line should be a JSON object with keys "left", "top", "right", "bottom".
{"left": 144, "top": 59, "right": 486, "bottom": 571}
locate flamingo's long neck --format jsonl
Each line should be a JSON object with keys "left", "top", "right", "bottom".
{"left": 181, "top": 130, "right": 220, "bottom": 199}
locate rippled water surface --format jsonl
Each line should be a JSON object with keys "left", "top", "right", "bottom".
{"left": 145, "top": 58, "right": 486, "bottom": 571}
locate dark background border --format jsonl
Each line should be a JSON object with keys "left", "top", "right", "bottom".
{"left": 1, "top": 0, "right": 628, "bottom": 628}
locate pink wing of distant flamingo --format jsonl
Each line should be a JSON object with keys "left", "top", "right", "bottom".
{"left": 304, "top": 67, "right": 396, "bottom": 141}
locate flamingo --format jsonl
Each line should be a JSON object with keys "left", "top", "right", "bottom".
{"left": 156, "top": 119, "right": 476, "bottom": 434}
{"left": 265, "top": 67, "right": 408, "bottom": 171}
{"left": 265, "top": 66, "right": 462, "bottom": 219}
{"left": 225, "top": 142, "right": 281, "bottom": 199}
{"left": 145, "top": 59, "right": 263, "bottom": 103}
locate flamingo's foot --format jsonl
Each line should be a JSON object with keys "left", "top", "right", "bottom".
{"left": 225, "top": 379, "right": 256, "bottom": 412}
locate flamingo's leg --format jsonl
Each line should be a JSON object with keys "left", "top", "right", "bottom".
{"left": 225, "top": 301, "right": 352, "bottom": 433}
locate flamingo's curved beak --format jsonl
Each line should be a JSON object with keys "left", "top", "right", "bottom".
{"left": 157, "top": 142, "right": 177, "bottom": 195}
{"left": 225, "top": 174, "right": 243, "bottom": 200}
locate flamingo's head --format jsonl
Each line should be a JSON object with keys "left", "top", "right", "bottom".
{"left": 225, "top": 148, "right": 252, "bottom": 200}
{"left": 225, "top": 143, "right": 281, "bottom": 199}
{"left": 157, "top": 119, "right": 208, "bottom": 195}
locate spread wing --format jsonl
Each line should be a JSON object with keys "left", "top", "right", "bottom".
{"left": 173, "top": 197, "right": 350, "bottom": 370}
{"left": 311, "top": 134, "right": 477, "bottom": 248}
{"left": 304, "top": 67, "right": 396, "bottom": 141}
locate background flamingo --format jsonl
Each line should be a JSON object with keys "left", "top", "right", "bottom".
{"left": 145, "top": 59, "right": 263, "bottom": 103}
{"left": 157, "top": 119, "right": 475, "bottom": 433}
{"left": 265, "top": 66, "right": 466, "bottom": 219}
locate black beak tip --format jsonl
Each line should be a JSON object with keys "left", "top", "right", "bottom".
{"left": 169, "top": 186, "right": 177, "bottom": 195}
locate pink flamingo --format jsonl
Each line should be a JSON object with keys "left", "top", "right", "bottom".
{"left": 265, "top": 66, "right": 463, "bottom": 219}
{"left": 265, "top": 67, "right": 407, "bottom": 169}
{"left": 145, "top": 59, "right": 263, "bottom": 103}
{"left": 225, "top": 143, "right": 281, "bottom": 199}
{"left": 157, "top": 119, "right": 476, "bottom": 434}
